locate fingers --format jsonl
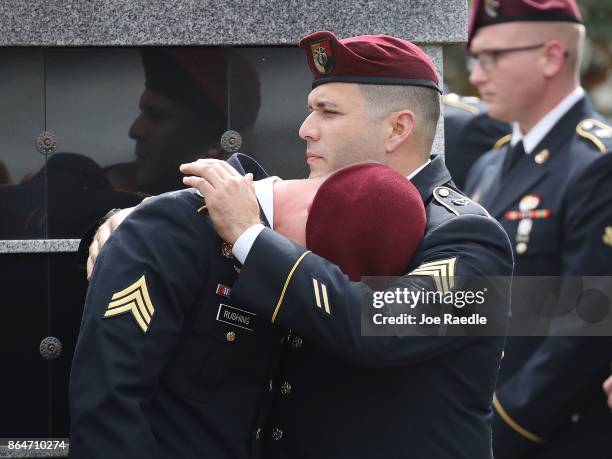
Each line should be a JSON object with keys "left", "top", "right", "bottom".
{"left": 180, "top": 159, "right": 241, "bottom": 190}
{"left": 181, "top": 158, "right": 241, "bottom": 177}
{"left": 245, "top": 173, "right": 255, "bottom": 192}
{"left": 86, "top": 207, "right": 134, "bottom": 281}
{"left": 183, "top": 175, "right": 215, "bottom": 197}
{"left": 603, "top": 375, "right": 612, "bottom": 409}
{"left": 86, "top": 249, "right": 95, "bottom": 281}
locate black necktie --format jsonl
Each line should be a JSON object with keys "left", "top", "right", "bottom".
{"left": 502, "top": 141, "right": 525, "bottom": 177}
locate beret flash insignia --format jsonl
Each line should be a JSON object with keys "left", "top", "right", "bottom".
{"left": 310, "top": 40, "right": 334, "bottom": 74}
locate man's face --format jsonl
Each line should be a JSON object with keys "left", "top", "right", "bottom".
{"left": 129, "top": 90, "right": 220, "bottom": 194}
{"left": 299, "top": 83, "right": 385, "bottom": 178}
{"left": 469, "top": 23, "right": 546, "bottom": 124}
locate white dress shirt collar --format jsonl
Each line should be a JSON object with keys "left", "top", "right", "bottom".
{"left": 511, "top": 86, "right": 585, "bottom": 154}
{"left": 407, "top": 158, "right": 431, "bottom": 180}
{"left": 253, "top": 176, "right": 279, "bottom": 229}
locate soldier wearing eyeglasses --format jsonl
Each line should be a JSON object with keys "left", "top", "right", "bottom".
{"left": 464, "top": 1, "right": 612, "bottom": 458}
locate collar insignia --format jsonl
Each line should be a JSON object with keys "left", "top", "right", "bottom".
{"left": 534, "top": 149, "right": 549, "bottom": 164}
{"left": 221, "top": 242, "right": 234, "bottom": 259}
{"left": 603, "top": 227, "right": 612, "bottom": 247}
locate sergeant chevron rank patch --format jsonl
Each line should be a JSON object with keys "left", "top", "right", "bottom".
{"left": 312, "top": 278, "right": 332, "bottom": 315}
{"left": 407, "top": 257, "right": 457, "bottom": 294}
{"left": 104, "top": 275, "right": 155, "bottom": 333}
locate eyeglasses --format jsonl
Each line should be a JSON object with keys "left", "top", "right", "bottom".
{"left": 467, "top": 43, "right": 546, "bottom": 73}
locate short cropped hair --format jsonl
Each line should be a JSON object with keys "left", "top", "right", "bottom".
{"left": 358, "top": 84, "right": 441, "bottom": 159}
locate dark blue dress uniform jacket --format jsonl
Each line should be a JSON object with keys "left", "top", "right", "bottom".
{"left": 464, "top": 97, "right": 612, "bottom": 458}
{"left": 69, "top": 154, "right": 281, "bottom": 459}
{"left": 230, "top": 155, "right": 514, "bottom": 459}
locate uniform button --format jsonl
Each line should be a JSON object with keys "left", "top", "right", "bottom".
{"left": 570, "top": 413, "right": 580, "bottom": 423}
{"left": 438, "top": 188, "right": 450, "bottom": 197}
{"left": 291, "top": 336, "right": 303, "bottom": 349}
{"left": 280, "top": 381, "right": 292, "bottom": 395}
{"left": 255, "top": 427, "right": 261, "bottom": 440}
{"left": 268, "top": 379, "right": 274, "bottom": 392}
{"left": 226, "top": 331, "right": 236, "bottom": 342}
{"left": 516, "top": 242, "right": 528, "bottom": 255}
{"left": 272, "top": 427, "right": 283, "bottom": 441}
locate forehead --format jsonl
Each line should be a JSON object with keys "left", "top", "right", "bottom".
{"left": 470, "top": 22, "right": 537, "bottom": 51}
{"left": 307, "top": 82, "right": 363, "bottom": 106}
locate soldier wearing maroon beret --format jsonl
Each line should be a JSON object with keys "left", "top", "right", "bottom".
{"left": 463, "top": 1, "right": 612, "bottom": 458}
{"left": 171, "top": 30, "right": 514, "bottom": 459}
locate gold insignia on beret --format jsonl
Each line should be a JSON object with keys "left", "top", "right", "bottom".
{"left": 310, "top": 40, "right": 334, "bottom": 75}
{"left": 104, "top": 275, "right": 155, "bottom": 333}
{"left": 534, "top": 149, "right": 549, "bottom": 164}
{"left": 577, "top": 118, "right": 612, "bottom": 153}
{"left": 312, "top": 278, "right": 332, "bottom": 315}
{"left": 408, "top": 257, "right": 457, "bottom": 294}
{"left": 603, "top": 227, "right": 612, "bottom": 247}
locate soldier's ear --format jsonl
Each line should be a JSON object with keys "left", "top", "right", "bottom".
{"left": 541, "top": 40, "right": 566, "bottom": 78}
{"left": 385, "top": 110, "right": 416, "bottom": 154}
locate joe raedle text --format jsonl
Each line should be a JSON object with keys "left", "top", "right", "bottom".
{"left": 369, "top": 287, "right": 489, "bottom": 328}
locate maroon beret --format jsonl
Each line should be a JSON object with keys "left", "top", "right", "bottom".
{"left": 299, "top": 30, "right": 441, "bottom": 93}
{"left": 468, "top": 0, "right": 582, "bottom": 46}
{"left": 306, "top": 163, "right": 426, "bottom": 282}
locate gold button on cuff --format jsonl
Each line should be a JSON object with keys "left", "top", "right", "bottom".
{"left": 516, "top": 242, "right": 528, "bottom": 255}
{"left": 226, "top": 331, "right": 236, "bottom": 342}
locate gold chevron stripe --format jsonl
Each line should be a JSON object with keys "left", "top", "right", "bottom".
{"left": 109, "top": 290, "right": 152, "bottom": 323}
{"left": 493, "top": 393, "right": 545, "bottom": 443}
{"left": 408, "top": 258, "right": 457, "bottom": 293}
{"left": 104, "top": 275, "right": 155, "bottom": 333}
{"left": 409, "top": 267, "right": 447, "bottom": 293}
